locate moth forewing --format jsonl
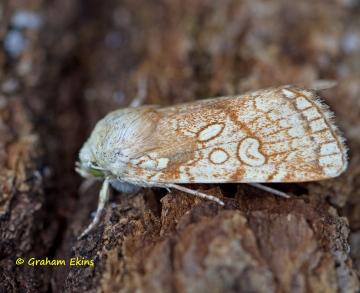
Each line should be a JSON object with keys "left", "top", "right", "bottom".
{"left": 125, "top": 85, "right": 347, "bottom": 184}
{"left": 76, "top": 84, "right": 348, "bottom": 238}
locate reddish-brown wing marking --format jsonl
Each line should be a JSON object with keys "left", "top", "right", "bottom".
{"left": 126, "top": 85, "right": 347, "bottom": 184}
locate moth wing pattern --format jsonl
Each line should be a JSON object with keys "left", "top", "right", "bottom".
{"left": 125, "top": 85, "right": 347, "bottom": 184}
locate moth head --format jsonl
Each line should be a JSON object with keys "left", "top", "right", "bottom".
{"left": 75, "top": 107, "right": 160, "bottom": 180}
{"left": 75, "top": 141, "right": 106, "bottom": 179}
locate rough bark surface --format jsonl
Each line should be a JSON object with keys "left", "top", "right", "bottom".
{"left": 0, "top": 0, "right": 360, "bottom": 292}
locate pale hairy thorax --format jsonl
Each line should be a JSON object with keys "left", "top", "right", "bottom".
{"left": 75, "top": 84, "right": 348, "bottom": 238}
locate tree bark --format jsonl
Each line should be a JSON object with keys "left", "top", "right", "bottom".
{"left": 0, "top": 0, "right": 359, "bottom": 292}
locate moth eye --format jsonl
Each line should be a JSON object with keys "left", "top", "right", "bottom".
{"left": 88, "top": 162, "right": 104, "bottom": 177}
{"left": 88, "top": 166, "right": 103, "bottom": 177}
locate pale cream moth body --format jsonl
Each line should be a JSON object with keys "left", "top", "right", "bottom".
{"left": 76, "top": 85, "right": 348, "bottom": 238}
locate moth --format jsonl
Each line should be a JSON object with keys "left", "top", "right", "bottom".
{"left": 76, "top": 84, "right": 348, "bottom": 238}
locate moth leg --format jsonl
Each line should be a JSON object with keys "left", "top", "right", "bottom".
{"left": 129, "top": 76, "right": 147, "bottom": 108}
{"left": 78, "top": 178, "right": 110, "bottom": 239}
{"left": 165, "top": 184, "right": 225, "bottom": 206}
{"left": 247, "top": 183, "right": 290, "bottom": 199}
{"left": 78, "top": 177, "right": 98, "bottom": 195}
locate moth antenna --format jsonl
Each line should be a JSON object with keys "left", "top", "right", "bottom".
{"left": 129, "top": 76, "right": 148, "bottom": 108}
{"left": 89, "top": 164, "right": 106, "bottom": 170}
{"left": 309, "top": 80, "right": 337, "bottom": 91}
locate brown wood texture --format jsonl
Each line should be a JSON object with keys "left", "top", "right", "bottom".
{"left": 0, "top": 0, "right": 359, "bottom": 292}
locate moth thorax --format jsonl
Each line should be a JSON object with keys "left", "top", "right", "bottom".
{"left": 87, "top": 107, "right": 160, "bottom": 174}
